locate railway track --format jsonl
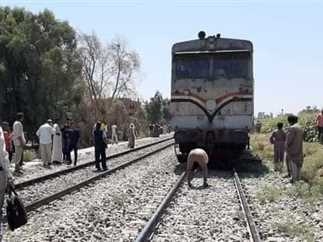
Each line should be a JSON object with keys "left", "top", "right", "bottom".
{"left": 135, "top": 169, "right": 262, "bottom": 242}
{"left": 16, "top": 138, "right": 174, "bottom": 214}
{"left": 4, "top": 144, "right": 180, "bottom": 241}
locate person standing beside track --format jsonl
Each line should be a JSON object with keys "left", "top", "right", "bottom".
{"left": 285, "top": 115, "right": 304, "bottom": 183}
{"left": 186, "top": 148, "right": 209, "bottom": 188}
{"left": 2, "top": 122, "right": 13, "bottom": 162}
{"left": 93, "top": 122, "right": 108, "bottom": 171}
{"left": 12, "top": 113, "right": 26, "bottom": 175}
{"left": 51, "top": 119, "right": 63, "bottom": 165}
{"left": 128, "top": 123, "right": 136, "bottom": 148}
{"left": 270, "top": 122, "right": 286, "bottom": 172}
{"left": 0, "top": 125, "right": 14, "bottom": 240}
{"left": 62, "top": 122, "right": 72, "bottom": 164}
{"left": 36, "top": 119, "right": 54, "bottom": 168}
{"left": 316, "top": 109, "right": 323, "bottom": 142}
{"left": 70, "top": 121, "right": 80, "bottom": 166}
{"left": 111, "top": 124, "right": 118, "bottom": 145}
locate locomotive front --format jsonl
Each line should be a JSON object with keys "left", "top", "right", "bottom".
{"left": 169, "top": 32, "right": 254, "bottom": 163}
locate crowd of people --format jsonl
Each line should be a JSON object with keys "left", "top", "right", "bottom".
{"left": 35, "top": 118, "right": 80, "bottom": 169}
{"left": 0, "top": 114, "right": 138, "bottom": 238}
{"left": 0, "top": 112, "right": 139, "bottom": 176}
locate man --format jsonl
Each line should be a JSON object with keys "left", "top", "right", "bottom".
{"left": 186, "top": 148, "right": 209, "bottom": 188}
{"left": 149, "top": 123, "right": 154, "bottom": 137}
{"left": 128, "top": 123, "right": 136, "bottom": 148}
{"left": 270, "top": 122, "right": 286, "bottom": 172}
{"left": 0, "top": 125, "right": 13, "bottom": 240}
{"left": 93, "top": 122, "right": 107, "bottom": 171}
{"left": 12, "top": 113, "right": 26, "bottom": 174}
{"left": 2, "top": 122, "right": 13, "bottom": 162}
{"left": 316, "top": 109, "right": 323, "bottom": 142}
{"left": 111, "top": 124, "right": 118, "bottom": 145}
{"left": 36, "top": 119, "right": 54, "bottom": 168}
{"left": 285, "top": 115, "right": 304, "bottom": 183}
{"left": 62, "top": 121, "right": 72, "bottom": 164}
{"left": 51, "top": 119, "right": 63, "bottom": 164}
{"left": 70, "top": 121, "right": 80, "bottom": 166}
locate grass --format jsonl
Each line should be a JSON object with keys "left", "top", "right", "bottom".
{"left": 250, "top": 133, "right": 323, "bottom": 200}
{"left": 250, "top": 133, "right": 274, "bottom": 168}
{"left": 255, "top": 185, "right": 283, "bottom": 204}
{"left": 275, "top": 218, "right": 315, "bottom": 242}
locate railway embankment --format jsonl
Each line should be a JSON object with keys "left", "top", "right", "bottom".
{"left": 246, "top": 133, "right": 323, "bottom": 241}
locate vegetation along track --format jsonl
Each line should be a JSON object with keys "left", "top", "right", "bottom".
{"left": 16, "top": 138, "right": 174, "bottom": 214}
{"left": 136, "top": 169, "right": 262, "bottom": 241}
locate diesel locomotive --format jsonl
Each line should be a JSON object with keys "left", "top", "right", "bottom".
{"left": 169, "top": 31, "right": 254, "bottom": 163}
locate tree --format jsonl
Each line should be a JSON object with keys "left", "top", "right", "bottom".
{"left": 78, "top": 32, "right": 109, "bottom": 118}
{"left": 145, "top": 91, "right": 163, "bottom": 123}
{"left": 108, "top": 37, "right": 140, "bottom": 101}
{"left": 162, "top": 98, "right": 172, "bottom": 122}
{"left": 0, "top": 7, "right": 83, "bottom": 139}
{"left": 78, "top": 34, "right": 140, "bottom": 119}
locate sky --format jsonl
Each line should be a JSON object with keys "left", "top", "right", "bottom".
{"left": 1, "top": 0, "right": 323, "bottom": 116}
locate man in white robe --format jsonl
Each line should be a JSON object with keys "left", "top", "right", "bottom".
{"left": 111, "top": 124, "right": 118, "bottom": 144}
{"left": 51, "top": 120, "right": 63, "bottom": 164}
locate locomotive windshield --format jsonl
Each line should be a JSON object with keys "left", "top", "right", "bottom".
{"left": 175, "top": 54, "right": 209, "bottom": 79}
{"left": 175, "top": 51, "right": 251, "bottom": 80}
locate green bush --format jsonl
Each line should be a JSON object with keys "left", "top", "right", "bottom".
{"left": 257, "top": 112, "right": 319, "bottom": 143}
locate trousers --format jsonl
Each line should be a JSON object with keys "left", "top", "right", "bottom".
{"left": 13, "top": 146, "right": 23, "bottom": 172}
{"left": 40, "top": 143, "right": 52, "bottom": 166}
{"left": 95, "top": 147, "right": 107, "bottom": 170}
{"left": 290, "top": 161, "right": 302, "bottom": 182}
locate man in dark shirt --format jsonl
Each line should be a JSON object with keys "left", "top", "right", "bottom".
{"left": 93, "top": 122, "right": 107, "bottom": 171}
{"left": 70, "top": 121, "right": 80, "bottom": 166}
{"left": 62, "top": 122, "right": 72, "bottom": 164}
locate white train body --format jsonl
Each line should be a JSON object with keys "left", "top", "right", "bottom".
{"left": 170, "top": 34, "right": 254, "bottom": 156}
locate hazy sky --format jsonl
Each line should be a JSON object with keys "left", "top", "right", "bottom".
{"left": 2, "top": 0, "right": 323, "bottom": 115}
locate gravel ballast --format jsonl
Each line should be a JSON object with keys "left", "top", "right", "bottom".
{"left": 243, "top": 171, "right": 323, "bottom": 241}
{"left": 17, "top": 140, "right": 174, "bottom": 205}
{"left": 4, "top": 146, "right": 180, "bottom": 241}
{"left": 152, "top": 171, "right": 249, "bottom": 242}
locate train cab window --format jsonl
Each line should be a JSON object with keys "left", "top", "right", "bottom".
{"left": 212, "top": 52, "right": 251, "bottom": 80}
{"left": 175, "top": 54, "right": 209, "bottom": 79}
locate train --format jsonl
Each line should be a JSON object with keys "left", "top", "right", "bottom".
{"left": 169, "top": 31, "right": 254, "bottom": 164}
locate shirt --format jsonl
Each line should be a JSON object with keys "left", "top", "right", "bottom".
{"left": 36, "top": 123, "right": 54, "bottom": 144}
{"left": 0, "top": 126, "right": 12, "bottom": 180}
{"left": 0, "top": 127, "right": 8, "bottom": 161}
{"left": 316, "top": 114, "right": 323, "bottom": 127}
{"left": 3, "top": 131, "right": 12, "bottom": 152}
{"left": 111, "top": 125, "right": 117, "bottom": 134}
{"left": 270, "top": 129, "right": 286, "bottom": 144}
{"left": 12, "top": 120, "right": 26, "bottom": 146}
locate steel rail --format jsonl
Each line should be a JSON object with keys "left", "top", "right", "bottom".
{"left": 233, "top": 169, "right": 261, "bottom": 242}
{"left": 135, "top": 171, "right": 186, "bottom": 242}
{"left": 15, "top": 136, "right": 173, "bottom": 190}
{"left": 24, "top": 142, "right": 174, "bottom": 213}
